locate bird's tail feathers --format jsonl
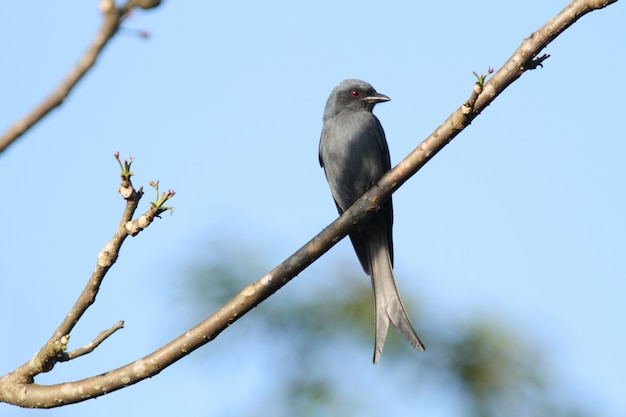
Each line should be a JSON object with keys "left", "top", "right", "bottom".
{"left": 370, "top": 243, "right": 425, "bottom": 364}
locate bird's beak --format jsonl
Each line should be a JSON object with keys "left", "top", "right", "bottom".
{"left": 364, "top": 93, "right": 391, "bottom": 104}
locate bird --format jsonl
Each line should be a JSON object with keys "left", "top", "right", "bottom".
{"left": 318, "top": 79, "right": 425, "bottom": 363}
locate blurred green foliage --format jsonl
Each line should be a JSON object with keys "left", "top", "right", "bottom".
{"left": 175, "top": 242, "right": 592, "bottom": 417}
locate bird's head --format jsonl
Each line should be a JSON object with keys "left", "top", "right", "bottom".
{"left": 323, "top": 79, "right": 390, "bottom": 121}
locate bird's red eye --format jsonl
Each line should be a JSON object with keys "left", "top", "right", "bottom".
{"left": 351, "top": 90, "right": 361, "bottom": 98}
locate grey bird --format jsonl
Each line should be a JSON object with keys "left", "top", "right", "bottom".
{"left": 319, "top": 79, "right": 425, "bottom": 363}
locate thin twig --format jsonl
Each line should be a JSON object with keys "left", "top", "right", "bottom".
{"left": 48, "top": 181, "right": 142, "bottom": 346}
{"left": 62, "top": 321, "right": 125, "bottom": 361}
{"left": 0, "top": 6, "right": 125, "bottom": 154}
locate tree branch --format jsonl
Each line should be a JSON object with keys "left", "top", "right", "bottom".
{"left": 63, "top": 321, "right": 125, "bottom": 361}
{"left": 0, "top": 0, "right": 161, "bottom": 154}
{"left": 0, "top": 0, "right": 617, "bottom": 409}
{"left": 0, "top": 154, "right": 174, "bottom": 406}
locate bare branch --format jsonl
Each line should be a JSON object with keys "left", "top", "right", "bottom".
{"left": 0, "top": 0, "right": 617, "bottom": 409}
{"left": 62, "top": 321, "right": 125, "bottom": 361}
{"left": 48, "top": 158, "right": 143, "bottom": 346}
{"left": 0, "top": 154, "right": 174, "bottom": 407}
{"left": 44, "top": 154, "right": 173, "bottom": 350}
{"left": 0, "top": 1, "right": 161, "bottom": 154}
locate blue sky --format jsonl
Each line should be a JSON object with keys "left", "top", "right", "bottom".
{"left": 1, "top": 1, "right": 624, "bottom": 416}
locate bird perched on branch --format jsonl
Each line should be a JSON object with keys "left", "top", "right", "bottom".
{"left": 318, "top": 79, "right": 425, "bottom": 363}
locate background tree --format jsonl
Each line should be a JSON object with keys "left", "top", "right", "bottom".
{"left": 179, "top": 241, "right": 594, "bottom": 417}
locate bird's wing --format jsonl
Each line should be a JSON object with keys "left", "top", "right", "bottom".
{"left": 319, "top": 112, "right": 394, "bottom": 270}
